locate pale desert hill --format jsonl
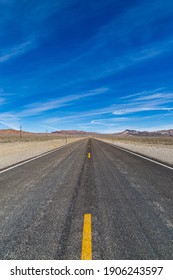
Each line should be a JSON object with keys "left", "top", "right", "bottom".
{"left": 116, "top": 129, "right": 173, "bottom": 136}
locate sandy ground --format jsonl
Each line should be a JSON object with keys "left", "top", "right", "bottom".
{"left": 0, "top": 138, "right": 82, "bottom": 169}
{"left": 98, "top": 139, "right": 173, "bottom": 166}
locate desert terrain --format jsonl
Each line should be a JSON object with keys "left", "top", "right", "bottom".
{"left": 0, "top": 129, "right": 173, "bottom": 170}
{"left": 0, "top": 133, "right": 83, "bottom": 169}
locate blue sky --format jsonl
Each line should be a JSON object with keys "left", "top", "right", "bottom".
{"left": 0, "top": 0, "right": 173, "bottom": 133}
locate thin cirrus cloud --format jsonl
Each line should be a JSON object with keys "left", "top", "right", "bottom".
{"left": 0, "top": 41, "right": 33, "bottom": 63}
{"left": 90, "top": 117, "right": 128, "bottom": 126}
{"left": 18, "top": 88, "right": 108, "bottom": 117}
{"left": 42, "top": 90, "right": 173, "bottom": 124}
{"left": 0, "top": 97, "right": 6, "bottom": 105}
{"left": 113, "top": 92, "right": 173, "bottom": 115}
{"left": 55, "top": 39, "right": 173, "bottom": 87}
{"left": 39, "top": 90, "right": 173, "bottom": 133}
{"left": 120, "top": 88, "right": 165, "bottom": 99}
{"left": 134, "top": 93, "right": 173, "bottom": 101}
{"left": 77, "top": 0, "right": 173, "bottom": 63}
{"left": 75, "top": 90, "right": 173, "bottom": 118}
{"left": 0, "top": 113, "right": 20, "bottom": 130}
{"left": 0, "top": 0, "right": 173, "bottom": 132}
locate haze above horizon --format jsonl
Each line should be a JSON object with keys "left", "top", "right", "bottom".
{"left": 0, "top": 0, "right": 173, "bottom": 133}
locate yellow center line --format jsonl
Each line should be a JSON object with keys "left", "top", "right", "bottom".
{"left": 81, "top": 214, "right": 92, "bottom": 260}
{"left": 88, "top": 152, "right": 91, "bottom": 159}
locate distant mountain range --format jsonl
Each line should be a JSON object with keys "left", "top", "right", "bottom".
{"left": 0, "top": 129, "right": 31, "bottom": 135}
{"left": 0, "top": 128, "right": 172, "bottom": 136}
{"left": 0, "top": 129, "right": 97, "bottom": 135}
{"left": 52, "top": 130, "right": 98, "bottom": 135}
{"left": 51, "top": 128, "right": 173, "bottom": 136}
{"left": 117, "top": 129, "right": 173, "bottom": 136}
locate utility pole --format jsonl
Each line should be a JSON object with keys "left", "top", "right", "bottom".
{"left": 20, "top": 125, "right": 22, "bottom": 139}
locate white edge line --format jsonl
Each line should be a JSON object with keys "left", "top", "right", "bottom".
{"left": 0, "top": 142, "right": 75, "bottom": 175}
{"left": 100, "top": 140, "right": 173, "bottom": 171}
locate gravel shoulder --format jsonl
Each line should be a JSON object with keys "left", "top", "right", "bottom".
{"left": 96, "top": 138, "right": 173, "bottom": 166}
{"left": 0, "top": 138, "right": 82, "bottom": 169}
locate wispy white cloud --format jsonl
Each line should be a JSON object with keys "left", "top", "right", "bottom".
{"left": 90, "top": 117, "right": 128, "bottom": 126}
{"left": 134, "top": 93, "right": 173, "bottom": 101}
{"left": 55, "top": 0, "right": 173, "bottom": 83}
{"left": 0, "top": 113, "right": 20, "bottom": 129}
{"left": 55, "top": 39, "right": 173, "bottom": 86}
{"left": 113, "top": 107, "right": 172, "bottom": 115}
{"left": 120, "top": 88, "right": 165, "bottom": 99}
{"left": 95, "top": 40, "right": 173, "bottom": 79}
{"left": 113, "top": 91, "right": 173, "bottom": 115}
{"left": 16, "top": 0, "right": 173, "bottom": 89}
{"left": 0, "top": 89, "right": 7, "bottom": 105}
{"left": 68, "top": 91, "right": 173, "bottom": 118}
{"left": 93, "top": 0, "right": 173, "bottom": 49}
{"left": 0, "top": 1, "right": 173, "bottom": 133}
{"left": 40, "top": 124, "right": 60, "bottom": 131}
{"left": 0, "top": 41, "right": 33, "bottom": 63}
{"left": 19, "top": 87, "right": 109, "bottom": 117}
{"left": 0, "top": 98, "right": 6, "bottom": 105}
{"left": 0, "top": 88, "right": 13, "bottom": 99}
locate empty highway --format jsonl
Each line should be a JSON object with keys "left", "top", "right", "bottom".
{"left": 0, "top": 138, "right": 173, "bottom": 259}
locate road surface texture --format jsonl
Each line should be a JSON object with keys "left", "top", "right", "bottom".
{"left": 0, "top": 138, "right": 173, "bottom": 259}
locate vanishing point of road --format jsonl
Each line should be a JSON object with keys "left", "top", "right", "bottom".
{"left": 0, "top": 138, "right": 173, "bottom": 259}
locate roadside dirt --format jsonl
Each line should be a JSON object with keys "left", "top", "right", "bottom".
{"left": 97, "top": 138, "right": 173, "bottom": 166}
{"left": 0, "top": 138, "right": 82, "bottom": 169}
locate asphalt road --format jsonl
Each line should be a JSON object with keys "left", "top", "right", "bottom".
{"left": 0, "top": 138, "right": 173, "bottom": 259}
